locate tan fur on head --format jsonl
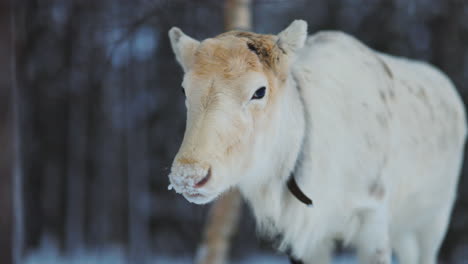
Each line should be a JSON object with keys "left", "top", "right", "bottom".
{"left": 169, "top": 20, "right": 308, "bottom": 78}
{"left": 217, "top": 32, "right": 283, "bottom": 71}
{"left": 191, "top": 32, "right": 289, "bottom": 82}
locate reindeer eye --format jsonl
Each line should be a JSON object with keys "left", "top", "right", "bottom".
{"left": 251, "top": 87, "right": 266, "bottom": 100}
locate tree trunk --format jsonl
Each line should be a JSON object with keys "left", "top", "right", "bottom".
{"left": 64, "top": 1, "right": 87, "bottom": 254}
{"left": 195, "top": 191, "right": 243, "bottom": 264}
{"left": 6, "top": 0, "right": 24, "bottom": 264}
{"left": 0, "top": 1, "right": 15, "bottom": 263}
{"left": 195, "top": 1, "right": 251, "bottom": 264}
{"left": 127, "top": 36, "right": 151, "bottom": 264}
{"left": 224, "top": 0, "right": 251, "bottom": 31}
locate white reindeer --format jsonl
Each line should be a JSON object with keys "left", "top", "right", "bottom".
{"left": 167, "top": 20, "right": 466, "bottom": 264}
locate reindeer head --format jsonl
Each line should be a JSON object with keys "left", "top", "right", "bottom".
{"left": 168, "top": 20, "right": 307, "bottom": 204}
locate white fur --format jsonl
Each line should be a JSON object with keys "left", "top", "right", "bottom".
{"left": 169, "top": 21, "right": 467, "bottom": 264}
{"left": 169, "top": 27, "right": 200, "bottom": 71}
{"left": 277, "top": 20, "right": 307, "bottom": 53}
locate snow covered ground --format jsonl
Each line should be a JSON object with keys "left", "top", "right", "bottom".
{"left": 38, "top": 235, "right": 468, "bottom": 264}
{"left": 22, "top": 236, "right": 361, "bottom": 264}
{"left": 24, "top": 250, "right": 359, "bottom": 264}
{"left": 156, "top": 254, "right": 358, "bottom": 264}
{"left": 25, "top": 243, "right": 468, "bottom": 264}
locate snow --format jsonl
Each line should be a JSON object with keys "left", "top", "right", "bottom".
{"left": 23, "top": 236, "right": 363, "bottom": 264}
{"left": 24, "top": 251, "right": 360, "bottom": 264}
{"left": 25, "top": 236, "right": 468, "bottom": 264}
{"left": 153, "top": 253, "right": 366, "bottom": 264}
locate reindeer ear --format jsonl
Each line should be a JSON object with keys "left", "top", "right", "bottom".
{"left": 169, "top": 27, "right": 200, "bottom": 72}
{"left": 277, "top": 20, "right": 308, "bottom": 55}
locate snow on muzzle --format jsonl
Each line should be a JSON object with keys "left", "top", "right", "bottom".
{"left": 168, "top": 163, "right": 212, "bottom": 196}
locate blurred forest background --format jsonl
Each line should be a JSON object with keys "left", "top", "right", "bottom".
{"left": 1, "top": 0, "right": 468, "bottom": 263}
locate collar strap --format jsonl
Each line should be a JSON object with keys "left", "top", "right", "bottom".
{"left": 287, "top": 175, "right": 313, "bottom": 207}
{"left": 286, "top": 74, "right": 313, "bottom": 208}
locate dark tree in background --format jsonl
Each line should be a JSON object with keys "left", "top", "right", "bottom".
{"left": 0, "top": 1, "right": 16, "bottom": 264}
{"left": 4, "top": 0, "right": 468, "bottom": 263}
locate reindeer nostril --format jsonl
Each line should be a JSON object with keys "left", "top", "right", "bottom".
{"left": 195, "top": 168, "right": 211, "bottom": 188}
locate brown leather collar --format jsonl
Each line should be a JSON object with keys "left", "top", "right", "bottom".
{"left": 287, "top": 76, "right": 313, "bottom": 208}
{"left": 287, "top": 175, "right": 313, "bottom": 207}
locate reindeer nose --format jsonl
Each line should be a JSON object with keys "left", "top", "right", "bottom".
{"left": 171, "top": 158, "right": 212, "bottom": 190}
{"left": 195, "top": 167, "right": 211, "bottom": 188}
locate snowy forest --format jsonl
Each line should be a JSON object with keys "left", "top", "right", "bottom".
{"left": 1, "top": 0, "right": 468, "bottom": 263}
